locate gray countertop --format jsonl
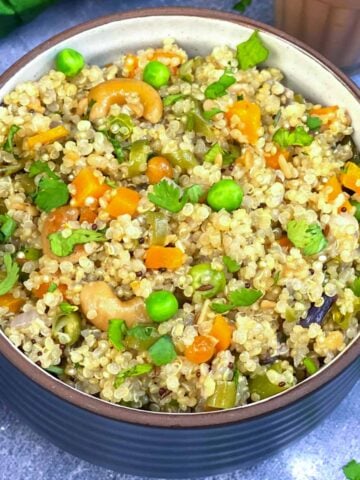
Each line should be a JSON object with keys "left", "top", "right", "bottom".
{"left": 0, "top": 1, "right": 359, "bottom": 479}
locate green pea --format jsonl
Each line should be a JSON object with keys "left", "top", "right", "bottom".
{"left": 52, "top": 312, "right": 82, "bottom": 346}
{"left": 145, "top": 290, "right": 178, "bottom": 323}
{"left": 190, "top": 263, "right": 226, "bottom": 299}
{"left": 55, "top": 48, "right": 85, "bottom": 77}
{"left": 143, "top": 61, "right": 170, "bottom": 89}
{"left": 207, "top": 179, "right": 243, "bottom": 212}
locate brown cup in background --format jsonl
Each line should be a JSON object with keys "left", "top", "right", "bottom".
{"left": 275, "top": 0, "right": 360, "bottom": 72}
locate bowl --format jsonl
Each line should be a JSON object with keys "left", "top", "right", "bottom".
{"left": 0, "top": 8, "right": 359, "bottom": 478}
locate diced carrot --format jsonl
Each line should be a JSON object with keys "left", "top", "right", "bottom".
{"left": 33, "top": 282, "right": 67, "bottom": 299}
{"left": 340, "top": 162, "right": 360, "bottom": 195}
{"left": 210, "top": 315, "right": 234, "bottom": 352}
{"left": 150, "top": 49, "right": 183, "bottom": 73}
{"left": 277, "top": 235, "right": 293, "bottom": 251}
{"left": 226, "top": 100, "right": 261, "bottom": 145}
{"left": 309, "top": 106, "right": 339, "bottom": 116}
{"left": 146, "top": 156, "right": 174, "bottom": 184}
{"left": 145, "top": 246, "right": 185, "bottom": 270}
{"left": 26, "top": 125, "right": 69, "bottom": 149}
{"left": 71, "top": 167, "right": 110, "bottom": 207}
{"left": 265, "top": 148, "right": 290, "bottom": 170}
{"left": 123, "top": 53, "right": 138, "bottom": 78}
{"left": 79, "top": 207, "right": 98, "bottom": 224}
{"left": 106, "top": 187, "right": 140, "bottom": 218}
{"left": 185, "top": 335, "right": 215, "bottom": 364}
{"left": 323, "top": 175, "right": 354, "bottom": 213}
{"left": 0, "top": 293, "right": 25, "bottom": 313}
{"left": 324, "top": 176, "right": 342, "bottom": 202}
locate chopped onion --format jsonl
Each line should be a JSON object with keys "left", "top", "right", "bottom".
{"left": 10, "top": 309, "right": 38, "bottom": 329}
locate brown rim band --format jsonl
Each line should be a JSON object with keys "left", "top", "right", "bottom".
{"left": 0, "top": 7, "right": 359, "bottom": 428}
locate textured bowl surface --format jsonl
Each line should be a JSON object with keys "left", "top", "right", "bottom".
{"left": 0, "top": 8, "right": 359, "bottom": 477}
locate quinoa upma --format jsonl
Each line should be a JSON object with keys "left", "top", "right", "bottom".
{"left": 0, "top": 31, "right": 359, "bottom": 412}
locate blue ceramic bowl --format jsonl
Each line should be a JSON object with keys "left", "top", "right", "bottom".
{"left": 0, "top": 8, "right": 359, "bottom": 478}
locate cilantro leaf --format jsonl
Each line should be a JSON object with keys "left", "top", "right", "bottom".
{"left": 233, "top": 0, "right": 252, "bottom": 13}
{"left": 29, "top": 160, "right": 56, "bottom": 179}
{"left": 286, "top": 220, "right": 328, "bottom": 256}
{"left": 59, "top": 302, "right": 78, "bottom": 314}
{"left": 163, "top": 94, "right": 185, "bottom": 107}
{"left": 273, "top": 126, "right": 314, "bottom": 148}
{"left": 343, "top": 460, "right": 360, "bottom": 480}
{"left": 0, "top": 253, "right": 19, "bottom": 295}
{"left": 29, "top": 161, "right": 69, "bottom": 212}
{"left": 114, "top": 363, "right": 153, "bottom": 389}
{"left": 148, "top": 180, "right": 184, "bottom": 213}
{"left": 183, "top": 184, "right": 204, "bottom": 204}
{"left": 48, "top": 228, "right": 106, "bottom": 257}
{"left": 0, "top": 214, "right": 17, "bottom": 243}
{"left": 148, "top": 179, "right": 203, "bottom": 213}
{"left": 306, "top": 116, "right": 322, "bottom": 131}
{"left": 229, "top": 288, "right": 263, "bottom": 306}
{"left": 202, "top": 108, "right": 223, "bottom": 121}
{"left": 108, "top": 136, "right": 124, "bottom": 163}
{"left": 204, "top": 143, "right": 223, "bottom": 163}
{"left": 205, "top": 72, "right": 236, "bottom": 99}
{"left": 211, "top": 303, "right": 232, "bottom": 314}
{"left": 236, "top": 30, "right": 269, "bottom": 70}
{"left": 35, "top": 177, "right": 69, "bottom": 212}
{"left": 223, "top": 255, "right": 240, "bottom": 273}
{"left": 211, "top": 287, "right": 262, "bottom": 312}
{"left": 48, "top": 282, "right": 57, "bottom": 293}
{"left": 3, "top": 125, "right": 20, "bottom": 154}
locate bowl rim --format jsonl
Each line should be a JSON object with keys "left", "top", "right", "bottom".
{"left": 0, "top": 7, "right": 359, "bottom": 429}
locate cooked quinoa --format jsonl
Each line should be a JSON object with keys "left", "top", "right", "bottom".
{"left": 0, "top": 32, "right": 359, "bottom": 412}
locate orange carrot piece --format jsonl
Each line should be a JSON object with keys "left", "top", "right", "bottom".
{"left": 324, "top": 176, "right": 342, "bottom": 202}
{"left": 145, "top": 246, "right": 185, "bottom": 270}
{"left": 185, "top": 335, "right": 215, "bottom": 364}
{"left": 33, "top": 283, "right": 67, "bottom": 299}
{"left": 340, "top": 162, "right": 360, "bottom": 195}
{"left": 309, "top": 106, "right": 339, "bottom": 116}
{"left": 71, "top": 167, "right": 110, "bottom": 207}
{"left": 123, "top": 53, "right": 138, "bottom": 78}
{"left": 265, "top": 148, "right": 290, "bottom": 170}
{"left": 106, "top": 187, "right": 140, "bottom": 218}
{"left": 210, "top": 315, "right": 234, "bottom": 352}
{"left": 26, "top": 125, "right": 69, "bottom": 149}
{"left": 0, "top": 293, "right": 25, "bottom": 313}
{"left": 79, "top": 207, "right": 98, "bottom": 224}
{"left": 277, "top": 235, "right": 293, "bottom": 251}
{"left": 146, "top": 156, "right": 174, "bottom": 184}
{"left": 226, "top": 100, "right": 261, "bottom": 146}
{"left": 323, "top": 175, "right": 354, "bottom": 213}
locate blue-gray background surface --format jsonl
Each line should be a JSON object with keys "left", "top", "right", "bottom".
{"left": 0, "top": 1, "right": 359, "bottom": 479}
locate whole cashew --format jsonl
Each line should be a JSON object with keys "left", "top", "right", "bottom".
{"left": 80, "top": 281, "right": 149, "bottom": 331}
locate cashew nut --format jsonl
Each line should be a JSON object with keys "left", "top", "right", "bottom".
{"left": 80, "top": 281, "right": 148, "bottom": 331}
{"left": 88, "top": 78, "right": 163, "bottom": 124}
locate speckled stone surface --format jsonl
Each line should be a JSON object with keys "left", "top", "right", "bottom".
{"left": 0, "top": 1, "right": 359, "bottom": 479}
